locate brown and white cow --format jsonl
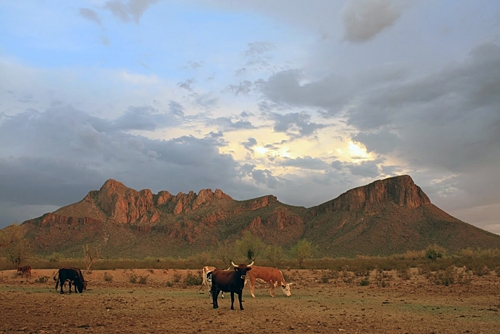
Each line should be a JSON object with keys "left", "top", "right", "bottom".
{"left": 246, "top": 266, "right": 292, "bottom": 298}
{"left": 210, "top": 261, "right": 253, "bottom": 310}
{"left": 17, "top": 265, "right": 32, "bottom": 278}
{"left": 199, "top": 266, "right": 216, "bottom": 292}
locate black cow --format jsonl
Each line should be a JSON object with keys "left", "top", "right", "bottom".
{"left": 210, "top": 261, "right": 253, "bottom": 310}
{"left": 54, "top": 268, "right": 85, "bottom": 294}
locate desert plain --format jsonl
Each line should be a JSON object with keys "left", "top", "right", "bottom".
{"left": 0, "top": 268, "right": 499, "bottom": 333}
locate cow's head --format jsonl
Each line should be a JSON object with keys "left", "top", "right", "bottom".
{"left": 231, "top": 261, "right": 254, "bottom": 280}
{"left": 281, "top": 282, "right": 292, "bottom": 296}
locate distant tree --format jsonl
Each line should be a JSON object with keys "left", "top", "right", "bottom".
{"left": 265, "top": 245, "right": 285, "bottom": 267}
{"left": 425, "top": 244, "right": 445, "bottom": 261}
{"left": 290, "top": 239, "right": 315, "bottom": 268}
{"left": 214, "top": 239, "right": 235, "bottom": 267}
{"left": 234, "top": 231, "right": 266, "bottom": 262}
{"left": 83, "top": 243, "right": 101, "bottom": 271}
{"left": 0, "top": 223, "right": 30, "bottom": 268}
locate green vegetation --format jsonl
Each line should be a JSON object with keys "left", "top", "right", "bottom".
{"left": 2, "top": 229, "right": 500, "bottom": 288}
{"left": 0, "top": 224, "right": 31, "bottom": 268}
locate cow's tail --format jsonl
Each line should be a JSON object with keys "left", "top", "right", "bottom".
{"left": 53, "top": 272, "right": 59, "bottom": 290}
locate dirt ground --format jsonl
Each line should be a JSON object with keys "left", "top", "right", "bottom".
{"left": 0, "top": 268, "right": 499, "bottom": 333}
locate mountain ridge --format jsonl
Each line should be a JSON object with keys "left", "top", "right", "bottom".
{"left": 17, "top": 175, "right": 500, "bottom": 258}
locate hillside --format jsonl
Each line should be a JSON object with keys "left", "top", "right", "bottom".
{"left": 17, "top": 175, "right": 500, "bottom": 258}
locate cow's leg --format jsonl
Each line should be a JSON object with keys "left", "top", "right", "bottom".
{"left": 230, "top": 291, "right": 235, "bottom": 310}
{"left": 237, "top": 291, "right": 244, "bottom": 310}
{"left": 211, "top": 286, "right": 219, "bottom": 309}
{"left": 270, "top": 281, "right": 275, "bottom": 297}
{"left": 59, "top": 279, "right": 64, "bottom": 294}
{"left": 250, "top": 278, "right": 256, "bottom": 298}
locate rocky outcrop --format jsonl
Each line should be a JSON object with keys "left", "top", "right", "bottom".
{"left": 310, "top": 175, "right": 430, "bottom": 216}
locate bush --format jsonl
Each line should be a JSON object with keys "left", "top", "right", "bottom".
{"left": 34, "top": 276, "right": 49, "bottom": 283}
{"left": 128, "top": 274, "right": 137, "bottom": 283}
{"left": 104, "top": 272, "right": 113, "bottom": 282}
{"left": 359, "top": 278, "right": 370, "bottom": 286}
{"left": 184, "top": 271, "right": 202, "bottom": 286}
{"left": 138, "top": 275, "right": 149, "bottom": 284}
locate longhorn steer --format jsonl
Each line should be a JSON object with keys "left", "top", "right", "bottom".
{"left": 200, "top": 266, "right": 225, "bottom": 298}
{"left": 246, "top": 266, "right": 292, "bottom": 298}
{"left": 210, "top": 261, "right": 253, "bottom": 310}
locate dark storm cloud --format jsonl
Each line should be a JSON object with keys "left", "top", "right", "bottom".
{"left": 268, "top": 111, "right": 326, "bottom": 137}
{"left": 353, "top": 130, "right": 399, "bottom": 154}
{"left": 258, "top": 70, "right": 352, "bottom": 114}
{"left": 251, "top": 169, "right": 279, "bottom": 189}
{"left": 0, "top": 104, "right": 259, "bottom": 226}
{"left": 113, "top": 106, "right": 180, "bottom": 131}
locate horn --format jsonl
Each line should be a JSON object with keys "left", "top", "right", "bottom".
{"left": 247, "top": 261, "right": 254, "bottom": 267}
{"left": 231, "top": 261, "right": 238, "bottom": 267}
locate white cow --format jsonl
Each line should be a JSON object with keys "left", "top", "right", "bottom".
{"left": 199, "top": 266, "right": 225, "bottom": 298}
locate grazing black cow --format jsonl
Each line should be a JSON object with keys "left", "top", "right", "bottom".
{"left": 54, "top": 268, "right": 85, "bottom": 294}
{"left": 210, "top": 261, "right": 253, "bottom": 310}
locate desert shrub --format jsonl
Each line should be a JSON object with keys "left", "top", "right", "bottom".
{"left": 468, "top": 263, "right": 490, "bottom": 276}
{"left": 47, "top": 252, "right": 62, "bottom": 263}
{"left": 166, "top": 281, "right": 173, "bottom": 287}
{"left": 320, "top": 271, "right": 331, "bottom": 283}
{"left": 128, "top": 274, "right": 138, "bottom": 283}
{"left": 430, "top": 267, "right": 455, "bottom": 286}
{"left": 138, "top": 275, "right": 148, "bottom": 284}
{"left": 104, "top": 272, "right": 113, "bottom": 282}
{"left": 34, "top": 276, "right": 49, "bottom": 283}
{"left": 397, "top": 267, "right": 412, "bottom": 280}
{"left": 173, "top": 272, "right": 182, "bottom": 283}
{"left": 359, "top": 278, "right": 370, "bottom": 286}
{"left": 374, "top": 268, "right": 392, "bottom": 287}
{"left": 495, "top": 267, "right": 500, "bottom": 277}
{"left": 425, "top": 244, "right": 446, "bottom": 261}
{"left": 184, "top": 271, "right": 202, "bottom": 286}
{"left": 429, "top": 266, "right": 473, "bottom": 285}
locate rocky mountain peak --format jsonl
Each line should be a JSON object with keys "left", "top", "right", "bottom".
{"left": 314, "top": 175, "right": 431, "bottom": 214}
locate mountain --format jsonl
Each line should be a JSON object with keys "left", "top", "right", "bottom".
{"left": 19, "top": 175, "right": 500, "bottom": 258}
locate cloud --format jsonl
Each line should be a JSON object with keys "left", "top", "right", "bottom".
{"left": 211, "top": 116, "right": 256, "bottom": 131}
{"left": 242, "top": 138, "right": 257, "bottom": 152}
{"left": 268, "top": 111, "right": 327, "bottom": 137}
{"left": 279, "top": 156, "right": 330, "bottom": 170}
{"left": 79, "top": 8, "right": 102, "bottom": 25}
{"left": 105, "top": 0, "right": 159, "bottom": 23}
{"left": 258, "top": 70, "right": 353, "bottom": 114}
{"left": 113, "top": 105, "right": 180, "bottom": 131}
{"left": 226, "top": 80, "right": 253, "bottom": 96}
{"left": 342, "top": 0, "right": 403, "bottom": 42}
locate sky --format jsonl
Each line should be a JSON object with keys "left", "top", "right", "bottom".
{"left": 1, "top": 0, "right": 499, "bottom": 234}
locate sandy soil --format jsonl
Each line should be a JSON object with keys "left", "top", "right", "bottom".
{"left": 0, "top": 268, "right": 499, "bottom": 333}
